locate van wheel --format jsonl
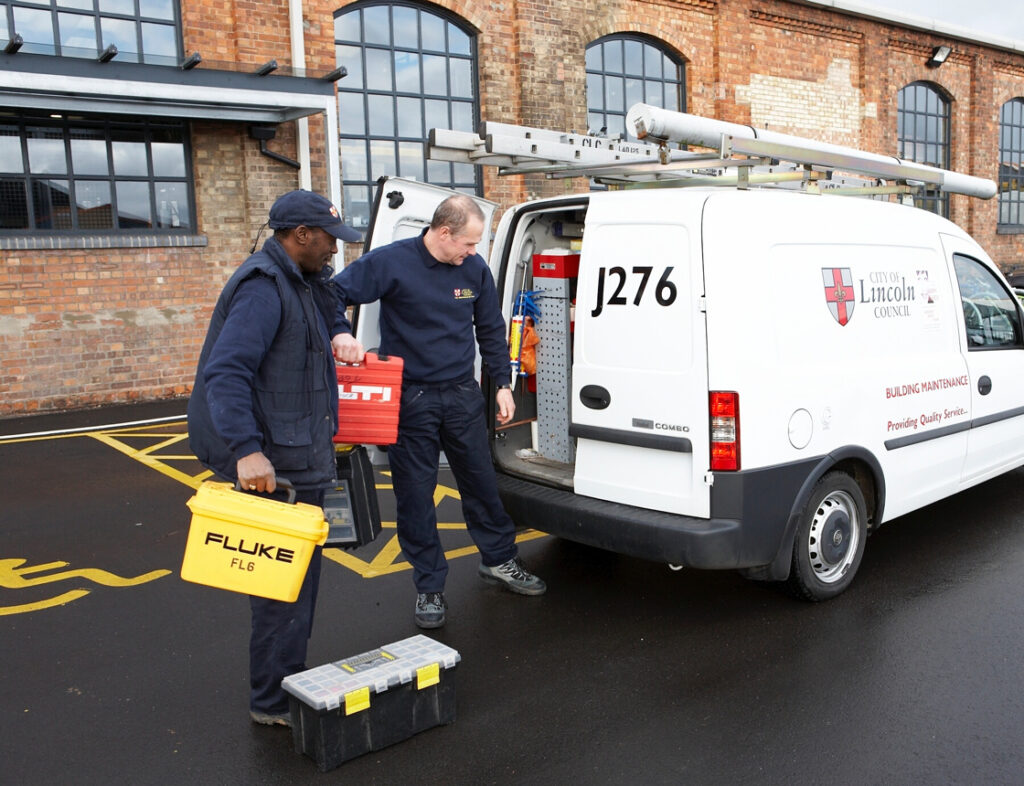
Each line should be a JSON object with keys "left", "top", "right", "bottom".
{"left": 787, "top": 472, "right": 867, "bottom": 601}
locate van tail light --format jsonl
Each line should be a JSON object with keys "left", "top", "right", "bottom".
{"left": 710, "top": 391, "right": 740, "bottom": 471}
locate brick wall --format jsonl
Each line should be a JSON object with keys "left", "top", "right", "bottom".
{"left": 3, "top": 0, "right": 1024, "bottom": 417}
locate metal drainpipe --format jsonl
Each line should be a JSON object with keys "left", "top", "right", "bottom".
{"left": 289, "top": 0, "right": 312, "bottom": 190}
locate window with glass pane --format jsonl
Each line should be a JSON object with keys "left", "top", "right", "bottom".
{"left": 585, "top": 34, "right": 684, "bottom": 141}
{"left": 897, "top": 82, "right": 950, "bottom": 217}
{"left": 999, "top": 98, "right": 1024, "bottom": 230}
{"left": 2, "top": 0, "right": 180, "bottom": 63}
{"left": 954, "top": 253, "right": 1023, "bottom": 348}
{"left": 335, "top": 2, "right": 479, "bottom": 232}
{"left": 0, "top": 112, "right": 194, "bottom": 233}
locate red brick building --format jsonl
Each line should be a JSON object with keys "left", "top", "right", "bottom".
{"left": 2, "top": 0, "right": 1023, "bottom": 416}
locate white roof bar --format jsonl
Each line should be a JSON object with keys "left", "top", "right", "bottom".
{"left": 626, "top": 103, "right": 997, "bottom": 199}
{"left": 426, "top": 105, "right": 998, "bottom": 199}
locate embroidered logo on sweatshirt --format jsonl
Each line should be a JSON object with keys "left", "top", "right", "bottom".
{"left": 453, "top": 288, "right": 475, "bottom": 300}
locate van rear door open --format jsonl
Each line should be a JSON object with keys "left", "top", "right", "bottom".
{"left": 570, "top": 190, "right": 711, "bottom": 516}
{"left": 353, "top": 177, "right": 497, "bottom": 354}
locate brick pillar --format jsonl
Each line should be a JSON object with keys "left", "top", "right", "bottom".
{"left": 968, "top": 51, "right": 998, "bottom": 240}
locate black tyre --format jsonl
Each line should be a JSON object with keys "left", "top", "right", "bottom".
{"left": 786, "top": 471, "right": 867, "bottom": 601}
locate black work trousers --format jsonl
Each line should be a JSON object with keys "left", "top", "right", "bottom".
{"left": 389, "top": 379, "right": 518, "bottom": 593}
{"left": 248, "top": 487, "right": 324, "bottom": 715}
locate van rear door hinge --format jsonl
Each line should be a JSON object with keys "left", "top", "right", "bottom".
{"left": 698, "top": 296, "right": 707, "bottom": 313}
{"left": 704, "top": 471, "right": 714, "bottom": 486}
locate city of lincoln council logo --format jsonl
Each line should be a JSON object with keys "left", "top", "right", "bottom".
{"left": 453, "top": 288, "right": 475, "bottom": 300}
{"left": 823, "top": 267, "right": 855, "bottom": 326}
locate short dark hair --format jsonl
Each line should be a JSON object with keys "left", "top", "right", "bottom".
{"left": 430, "top": 195, "right": 484, "bottom": 236}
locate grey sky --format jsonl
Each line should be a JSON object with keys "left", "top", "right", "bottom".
{"left": 853, "top": 0, "right": 1024, "bottom": 44}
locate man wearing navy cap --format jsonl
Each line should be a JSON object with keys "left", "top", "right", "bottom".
{"left": 188, "top": 189, "right": 360, "bottom": 727}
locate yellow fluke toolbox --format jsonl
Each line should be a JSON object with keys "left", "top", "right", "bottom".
{"left": 282, "top": 635, "right": 460, "bottom": 771}
{"left": 181, "top": 481, "right": 328, "bottom": 602}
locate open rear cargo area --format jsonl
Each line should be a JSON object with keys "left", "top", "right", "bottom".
{"left": 492, "top": 200, "right": 589, "bottom": 491}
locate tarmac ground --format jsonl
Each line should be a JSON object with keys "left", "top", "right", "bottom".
{"left": 2, "top": 400, "right": 1023, "bottom": 784}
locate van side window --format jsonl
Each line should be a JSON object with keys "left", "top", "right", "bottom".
{"left": 953, "top": 254, "right": 1024, "bottom": 349}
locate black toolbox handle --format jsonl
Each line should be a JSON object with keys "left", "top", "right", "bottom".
{"left": 234, "top": 477, "right": 296, "bottom": 504}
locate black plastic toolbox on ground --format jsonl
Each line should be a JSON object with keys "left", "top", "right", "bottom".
{"left": 282, "top": 635, "right": 460, "bottom": 771}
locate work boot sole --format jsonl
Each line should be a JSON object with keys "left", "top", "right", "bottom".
{"left": 415, "top": 615, "right": 445, "bottom": 629}
{"left": 478, "top": 571, "right": 547, "bottom": 596}
{"left": 250, "top": 711, "right": 291, "bottom": 727}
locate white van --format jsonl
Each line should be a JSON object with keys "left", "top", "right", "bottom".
{"left": 355, "top": 112, "right": 1024, "bottom": 601}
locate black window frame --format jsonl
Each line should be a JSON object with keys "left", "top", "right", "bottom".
{"left": 897, "top": 81, "right": 951, "bottom": 218}
{"left": 585, "top": 33, "right": 686, "bottom": 141}
{"left": 1, "top": 0, "right": 182, "bottom": 65}
{"left": 999, "top": 97, "right": 1024, "bottom": 233}
{"left": 1, "top": 110, "right": 196, "bottom": 234}
{"left": 334, "top": 0, "right": 481, "bottom": 233}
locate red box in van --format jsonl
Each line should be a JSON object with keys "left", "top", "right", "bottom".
{"left": 335, "top": 352, "right": 403, "bottom": 445}
{"left": 532, "top": 252, "right": 580, "bottom": 279}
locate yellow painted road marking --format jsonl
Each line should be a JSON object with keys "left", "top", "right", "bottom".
{"left": 0, "top": 559, "right": 171, "bottom": 616}
{"left": 3, "top": 418, "right": 550, "bottom": 592}
{"left": 89, "top": 427, "right": 210, "bottom": 490}
{"left": 323, "top": 528, "right": 549, "bottom": 578}
{"left": 0, "top": 590, "right": 92, "bottom": 616}
{"left": 0, "top": 559, "right": 171, "bottom": 588}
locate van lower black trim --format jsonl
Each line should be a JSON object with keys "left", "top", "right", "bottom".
{"left": 496, "top": 456, "right": 822, "bottom": 569}
{"left": 885, "top": 404, "right": 1024, "bottom": 450}
{"left": 972, "top": 404, "right": 1024, "bottom": 428}
{"left": 884, "top": 421, "right": 970, "bottom": 450}
{"left": 568, "top": 423, "right": 692, "bottom": 453}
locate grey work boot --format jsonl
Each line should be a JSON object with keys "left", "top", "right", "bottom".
{"left": 250, "top": 710, "right": 291, "bottom": 727}
{"left": 415, "top": 592, "right": 447, "bottom": 629}
{"left": 478, "top": 556, "right": 547, "bottom": 596}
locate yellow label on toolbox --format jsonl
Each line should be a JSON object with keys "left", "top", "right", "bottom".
{"left": 416, "top": 662, "right": 440, "bottom": 689}
{"left": 344, "top": 686, "right": 371, "bottom": 715}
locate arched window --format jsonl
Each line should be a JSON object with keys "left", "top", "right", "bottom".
{"left": 999, "top": 98, "right": 1024, "bottom": 230}
{"left": 897, "top": 82, "right": 950, "bottom": 217}
{"left": 585, "top": 34, "right": 685, "bottom": 140}
{"left": 334, "top": 2, "right": 478, "bottom": 232}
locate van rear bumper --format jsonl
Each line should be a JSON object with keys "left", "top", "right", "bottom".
{"left": 496, "top": 456, "right": 824, "bottom": 569}
{"left": 496, "top": 474, "right": 751, "bottom": 568}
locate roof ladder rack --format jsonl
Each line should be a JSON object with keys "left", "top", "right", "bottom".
{"left": 426, "top": 104, "right": 997, "bottom": 199}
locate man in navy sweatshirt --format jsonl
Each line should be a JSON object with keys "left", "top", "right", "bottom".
{"left": 332, "top": 194, "right": 546, "bottom": 629}
{"left": 188, "top": 190, "right": 360, "bottom": 726}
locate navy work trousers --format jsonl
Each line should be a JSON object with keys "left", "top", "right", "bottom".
{"left": 249, "top": 487, "right": 324, "bottom": 716}
{"left": 389, "top": 379, "right": 518, "bottom": 593}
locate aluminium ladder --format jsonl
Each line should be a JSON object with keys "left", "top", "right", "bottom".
{"left": 427, "top": 103, "right": 997, "bottom": 199}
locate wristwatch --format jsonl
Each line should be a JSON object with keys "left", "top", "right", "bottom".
{"left": 498, "top": 384, "right": 511, "bottom": 390}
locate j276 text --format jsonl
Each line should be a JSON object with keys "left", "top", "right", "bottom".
{"left": 591, "top": 266, "right": 678, "bottom": 317}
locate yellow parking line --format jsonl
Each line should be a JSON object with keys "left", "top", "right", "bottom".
{"left": 89, "top": 432, "right": 209, "bottom": 489}
{"left": 0, "top": 590, "right": 92, "bottom": 616}
{"left": 136, "top": 434, "right": 190, "bottom": 455}
{"left": 3, "top": 419, "right": 549, "bottom": 585}
{"left": 323, "top": 528, "right": 549, "bottom": 578}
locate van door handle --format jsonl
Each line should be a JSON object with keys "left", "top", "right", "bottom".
{"left": 580, "top": 385, "right": 611, "bottom": 410}
{"left": 978, "top": 375, "right": 992, "bottom": 395}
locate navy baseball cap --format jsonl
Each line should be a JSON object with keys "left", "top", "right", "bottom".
{"left": 268, "top": 190, "right": 362, "bottom": 242}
